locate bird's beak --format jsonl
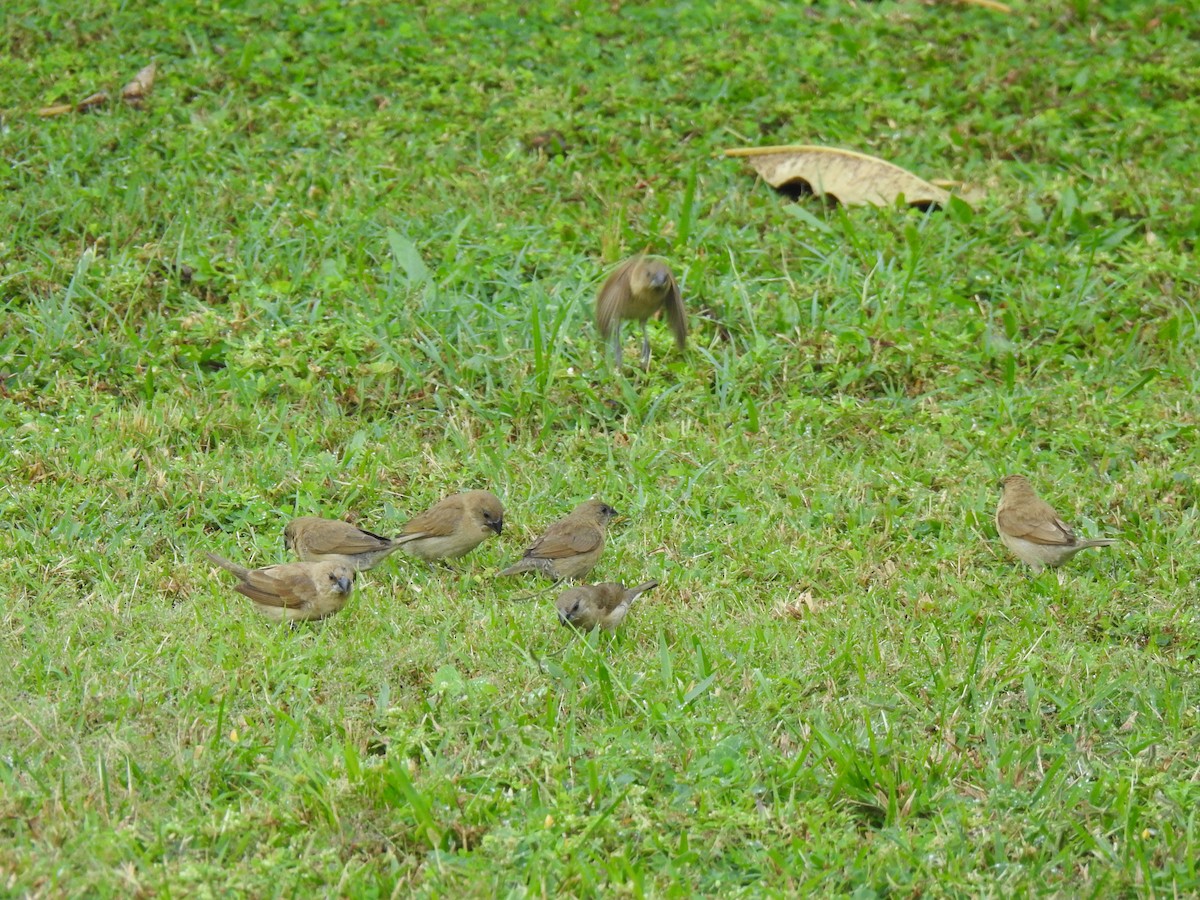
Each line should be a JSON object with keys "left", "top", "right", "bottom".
{"left": 558, "top": 612, "right": 572, "bottom": 627}
{"left": 649, "top": 272, "right": 668, "bottom": 289}
{"left": 336, "top": 576, "right": 353, "bottom": 594}
{"left": 489, "top": 518, "right": 504, "bottom": 535}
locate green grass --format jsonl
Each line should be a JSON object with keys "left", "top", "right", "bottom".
{"left": 2, "top": 0, "right": 1199, "bottom": 895}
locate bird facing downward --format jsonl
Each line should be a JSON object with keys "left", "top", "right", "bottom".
{"left": 394, "top": 489, "right": 505, "bottom": 563}
{"left": 995, "top": 475, "right": 1117, "bottom": 572}
{"left": 206, "top": 552, "right": 355, "bottom": 623}
{"left": 595, "top": 255, "right": 686, "bottom": 370}
{"left": 497, "top": 499, "right": 620, "bottom": 580}
{"left": 556, "top": 580, "right": 658, "bottom": 632}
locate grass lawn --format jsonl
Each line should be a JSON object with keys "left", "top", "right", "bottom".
{"left": 2, "top": 0, "right": 1198, "bottom": 895}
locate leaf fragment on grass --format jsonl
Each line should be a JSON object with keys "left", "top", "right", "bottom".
{"left": 387, "top": 229, "right": 431, "bottom": 286}
{"left": 956, "top": 0, "right": 1013, "bottom": 11}
{"left": 524, "top": 129, "right": 568, "bottom": 157}
{"left": 725, "top": 144, "right": 954, "bottom": 209}
{"left": 122, "top": 62, "right": 157, "bottom": 105}
{"left": 41, "top": 91, "right": 112, "bottom": 116}
{"left": 773, "top": 590, "right": 822, "bottom": 619}
{"left": 37, "top": 63, "right": 154, "bottom": 118}
{"left": 77, "top": 91, "right": 110, "bottom": 112}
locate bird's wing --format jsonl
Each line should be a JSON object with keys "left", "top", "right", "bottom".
{"left": 595, "top": 258, "right": 637, "bottom": 338}
{"left": 527, "top": 523, "right": 600, "bottom": 559}
{"left": 662, "top": 273, "right": 687, "bottom": 349}
{"left": 594, "top": 584, "right": 628, "bottom": 613}
{"left": 322, "top": 527, "right": 394, "bottom": 554}
{"left": 401, "top": 498, "right": 460, "bottom": 538}
{"left": 998, "top": 505, "right": 1077, "bottom": 545}
{"left": 236, "top": 567, "right": 311, "bottom": 608}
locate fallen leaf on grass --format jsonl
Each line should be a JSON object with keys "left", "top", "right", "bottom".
{"left": 122, "top": 62, "right": 157, "bottom": 105}
{"left": 40, "top": 93, "right": 110, "bottom": 117}
{"left": 77, "top": 91, "right": 109, "bottom": 112}
{"left": 773, "top": 590, "right": 823, "bottom": 619}
{"left": 37, "top": 62, "right": 155, "bottom": 117}
{"left": 524, "top": 129, "right": 568, "bottom": 157}
{"left": 725, "top": 144, "right": 953, "bottom": 209}
{"left": 956, "top": 0, "right": 1012, "bottom": 11}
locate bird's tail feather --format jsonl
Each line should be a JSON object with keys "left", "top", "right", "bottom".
{"left": 626, "top": 580, "right": 659, "bottom": 602}
{"left": 205, "top": 551, "right": 248, "bottom": 578}
{"left": 497, "top": 559, "right": 537, "bottom": 577}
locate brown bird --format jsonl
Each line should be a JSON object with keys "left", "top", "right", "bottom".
{"left": 205, "top": 552, "right": 355, "bottom": 623}
{"left": 595, "top": 255, "right": 686, "bottom": 369}
{"left": 285, "top": 517, "right": 404, "bottom": 571}
{"left": 497, "top": 499, "right": 619, "bottom": 580}
{"left": 995, "top": 475, "right": 1118, "bottom": 572}
{"left": 393, "top": 489, "right": 505, "bottom": 563}
{"left": 556, "top": 580, "right": 658, "bottom": 632}
{"left": 285, "top": 491, "right": 504, "bottom": 569}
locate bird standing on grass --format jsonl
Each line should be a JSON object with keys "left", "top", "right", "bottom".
{"left": 556, "top": 580, "right": 658, "bottom": 632}
{"left": 285, "top": 517, "right": 404, "bottom": 571}
{"left": 596, "top": 255, "right": 687, "bottom": 370}
{"left": 995, "top": 475, "right": 1117, "bottom": 572}
{"left": 285, "top": 491, "right": 504, "bottom": 569}
{"left": 205, "top": 552, "right": 355, "bottom": 623}
{"left": 498, "top": 499, "right": 619, "bottom": 580}
{"left": 393, "top": 490, "right": 505, "bottom": 563}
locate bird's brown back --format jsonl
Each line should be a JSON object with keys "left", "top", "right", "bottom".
{"left": 235, "top": 564, "right": 320, "bottom": 608}
{"left": 524, "top": 499, "right": 615, "bottom": 559}
{"left": 287, "top": 517, "right": 395, "bottom": 556}
{"left": 401, "top": 495, "right": 465, "bottom": 538}
{"left": 997, "top": 476, "right": 1077, "bottom": 545}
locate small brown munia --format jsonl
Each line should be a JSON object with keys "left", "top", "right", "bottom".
{"left": 284, "top": 517, "right": 402, "bottom": 571}
{"left": 555, "top": 580, "right": 658, "bottom": 632}
{"left": 205, "top": 552, "right": 355, "bottom": 623}
{"left": 498, "top": 499, "right": 619, "bottom": 581}
{"left": 595, "top": 255, "right": 686, "bottom": 370}
{"left": 394, "top": 490, "right": 505, "bottom": 563}
{"left": 285, "top": 491, "right": 504, "bottom": 570}
{"left": 995, "top": 475, "right": 1117, "bottom": 572}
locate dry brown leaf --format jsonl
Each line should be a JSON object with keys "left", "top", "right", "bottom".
{"left": 725, "top": 144, "right": 953, "bottom": 209}
{"left": 38, "top": 104, "right": 76, "bottom": 118}
{"left": 773, "top": 590, "right": 822, "bottom": 620}
{"left": 76, "top": 91, "right": 110, "bottom": 112}
{"left": 955, "top": 0, "right": 1012, "bottom": 11}
{"left": 122, "top": 62, "right": 157, "bottom": 105}
{"left": 524, "top": 129, "right": 568, "bottom": 157}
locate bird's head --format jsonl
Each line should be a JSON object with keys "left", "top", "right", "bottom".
{"left": 328, "top": 565, "right": 355, "bottom": 595}
{"left": 556, "top": 588, "right": 587, "bottom": 627}
{"left": 472, "top": 491, "right": 505, "bottom": 535}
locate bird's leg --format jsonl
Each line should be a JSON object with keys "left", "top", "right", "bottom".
{"left": 640, "top": 322, "right": 652, "bottom": 370}
{"left": 611, "top": 323, "right": 623, "bottom": 369}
